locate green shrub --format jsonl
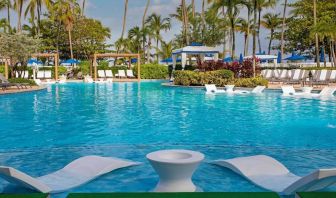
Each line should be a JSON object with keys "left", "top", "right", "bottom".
{"left": 134, "top": 63, "right": 168, "bottom": 79}
{"left": 0, "top": 65, "right": 4, "bottom": 75}
{"left": 174, "top": 70, "right": 234, "bottom": 86}
{"left": 230, "top": 77, "right": 268, "bottom": 88}
{"left": 9, "top": 78, "right": 36, "bottom": 86}
{"left": 78, "top": 61, "right": 90, "bottom": 75}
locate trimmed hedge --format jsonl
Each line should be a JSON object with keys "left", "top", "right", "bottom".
{"left": 174, "top": 70, "right": 234, "bottom": 86}
{"left": 134, "top": 63, "right": 168, "bottom": 79}
{"left": 174, "top": 70, "right": 268, "bottom": 87}
{"left": 9, "top": 78, "right": 36, "bottom": 86}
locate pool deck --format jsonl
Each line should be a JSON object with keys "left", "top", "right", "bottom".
{"left": 0, "top": 86, "right": 47, "bottom": 95}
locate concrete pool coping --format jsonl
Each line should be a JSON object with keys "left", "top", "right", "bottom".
{"left": 0, "top": 86, "right": 47, "bottom": 95}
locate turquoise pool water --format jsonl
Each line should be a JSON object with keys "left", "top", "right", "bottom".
{"left": 0, "top": 82, "right": 336, "bottom": 196}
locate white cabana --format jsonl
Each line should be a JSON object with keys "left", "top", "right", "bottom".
{"left": 172, "top": 45, "right": 220, "bottom": 70}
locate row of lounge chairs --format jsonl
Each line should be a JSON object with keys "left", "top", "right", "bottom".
{"left": 98, "top": 70, "right": 136, "bottom": 79}
{"left": 262, "top": 69, "right": 336, "bottom": 85}
{"left": 205, "top": 84, "right": 266, "bottom": 94}
{"left": 0, "top": 154, "right": 336, "bottom": 196}
{"left": 0, "top": 73, "right": 30, "bottom": 90}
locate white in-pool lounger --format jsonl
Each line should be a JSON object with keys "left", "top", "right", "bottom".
{"left": 0, "top": 156, "right": 140, "bottom": 193}
{"left": 213, "top": 155, "right": 336, "bottom": 195}
{"left": 205, "top": 84, "right": 226, "bottom": 94}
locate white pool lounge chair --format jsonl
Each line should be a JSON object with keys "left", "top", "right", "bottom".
{"left": 98, "top": 70, "right": 106, "bottom": 78}
{"left": 251, "top": 86, "right": 266, "bottom": 93}
{"left": 329, "top": 70, "right": 336, "bottom": 82}
{"left": 44, "top": 71, "right": 52, "bottom": 79}
{"left": 105, "top": 70, "right": 113, "bottom": 78}
{"left": 233, "top": 86, "right": 266, "bottom": 94}
{"left": 313, "top": 70, "right": 329, "bottom": 85}
{"left": 36, "top": 71, "right": 44, "bottom": 79}
{"left": 213, "top": 155, "right": 336, "bottom": 195}
{"left": 118, "top": 70, "right": 127, "bottom": 78}
{"left": 311, "top": 87, "right": 336, "bottom": 98}
{"left": 205, "top": 84, "right": 225, "bottom": 94}
{"left": 0, "top": 156, "right": 139, "bottom": 193}
{"left": 287, "top": 69, "right": 302, "bottom": 84}
{"left": 264, "top": 70, "right": 273, "bottom": 80}
{"left": 127, "top": 70, "right": 135, "bottom": 78}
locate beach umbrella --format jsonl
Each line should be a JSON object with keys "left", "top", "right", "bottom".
{"left": 65, "top": 59, "right": 80, "bottom": 64}
{"left": 223, "top": 57, "right": 233, "bottom": 62}
{"left": 320, "top": 48, "right": 325, "bottom": 62}
{"left": 239, "top": 53, "right": 244, "bottom": 63}
{"left": 160, "top": 57, "right": 181, "bottom": 64}
{"left": 284, "top": 54, "right": 306, "bottom": 61}
{"left": 277, "top": 51, "right": 282, "bottom": 63}
{"left": 27, "top": 59, "right": 43, "bottom": 66}
{"left": 131, "top": 58, "right": 137, "bottom": 64}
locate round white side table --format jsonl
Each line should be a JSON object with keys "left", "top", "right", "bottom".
{"left": 146, "top": 149, "right": 204, "bottom": 192}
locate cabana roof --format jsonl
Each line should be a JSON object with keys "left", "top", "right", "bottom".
{"left": 172, "top": 46, "right": 219, "bottom": 55}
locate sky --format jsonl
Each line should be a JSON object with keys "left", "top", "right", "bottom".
{"left": 1, "top": 0, "right": 296, "bottom": 56}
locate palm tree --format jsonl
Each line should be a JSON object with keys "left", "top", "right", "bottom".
{"left": 280, "top": 0, "right": 287, "bottom": 64}
{"left": 0, "top": 0, "right": 11, "bottom": 33}
{"left": 14, "top": 0, "right": 25, "bottom": 33}
{"left": 210, "top": 0, "right": 243, "bottom": 57}
{"left": 191, "top": 0, "right": 195, "bottom": 18}
{"left": 170, "top": 3, "right": 192, "bottom": 45}
{"left": 128, "top": 26, "right": 143, "bottom": 53}
{"left": 313, "top": 0, "right": 320, "bottom": 67}
{"left": 201, "top": 0, "right": 206, "bottom": 38}
{"left": 146, "top": 13, "right": 171, "bottom": 62}
{"left": 256, "top": 0, "right": 276, "bottom": 53}
{"left": 25, "top": 0, "right": 51, "bottom": 34}
{"left": 0, "top": 18, "right": 10, "bottom": 32}
{"left": 82, "top": 0, "right": 85, "bottom": 16}
{"left": 261, "top": 13, "right": 281, "bottom": 54}
{"left": 236, "top": 18, "right": 254, "bottom": 56}
{"left": 121, "top": 0, "right": 129, "bottom": 39}
{"left": 242, "top": 0, "right": 253, "bottom": 56}
{"left": 52, "top": 0, "right": 80, "bottom": 59}
{"left": 158, "top": 41, "right": 174, "bottom": 60}
{"left": 252, "top": 0, "right": 257, "bottom": 77}
{"left": 181, "top": 0, "right": 190, "bottom": 45}
{"left": 142, "top": 0, "right": 150, "bottom": 61}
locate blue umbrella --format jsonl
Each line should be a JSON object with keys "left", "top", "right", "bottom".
{"left": 277, "top": 51, "right": 282, "bottom": 63}
{"left": 160, "top": 57, "right": 181, "bottom": 64}
{"left": 131, "top": 58, "right": 137, "bottom": 63}
{"left": 320, "top": 48, "right": 325, "bottom": 62}
{"left": 65, "top": 59, "right": 80, "bottom": 64}
{"left": 284, "top": 54, "right": 307, "bottom": 61}
{"left": 223, "top": 57, "right": 233, "bottom": 62}
{"left": 239, "top": 53, "right": 244, "bottom": 63}
{"left": 28, "top": 59, "right": 43, "bottom": 65}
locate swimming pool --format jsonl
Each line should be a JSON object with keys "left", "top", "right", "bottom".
{"left": 0, "top": 82, "right": 336, "bottom": 196}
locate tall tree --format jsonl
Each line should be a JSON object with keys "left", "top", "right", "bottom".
{"left": 82, "top": 0, "right": 85, "bottom": 16}
{"left": 0, "top": 0, "right": 11, "bottom": 32}
{"left": 191, "top": 0, "right": 195, "bottom": 18}
{"left": 181, "top": 0, "right": 190, "bottom": 45}
{"left": 313, "top": 0, "right": 320, "bottom": 67}
{"left": 256, "top": 0, "right": 276, "bottom": 53}
{"left": 210, "top": 0, "right": 242, "bottom": 57}
{"left": 121, "top": 0, "right": 128, "bottom": 39}
{"left": 25, "top": 0, "right": 51, "bottom": 34}
{"left": 242, "top": 0, "right": 253, "bottom": 56}
{"left": 14, "top": 0, "right": 25, "bottom": 33}
{"left": 142, "top": 0, "right": 150, "bottom": 62}
{"left": 146, "top": 13, "right": 171, "bottom": 62}
{"left": 261, "top": 13, "right": 281, "bottom": 54}
{"left": 237, "top": 18, "right": 253, "bottom": 56}
{"left": 280, "top": 0, "right": 287, "bottom": 64}
{"left": 252, "top": 0, "right": 257, "bottom": 77}
{"left": 52, "top": 0, "right": 80, "bottom": 59}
